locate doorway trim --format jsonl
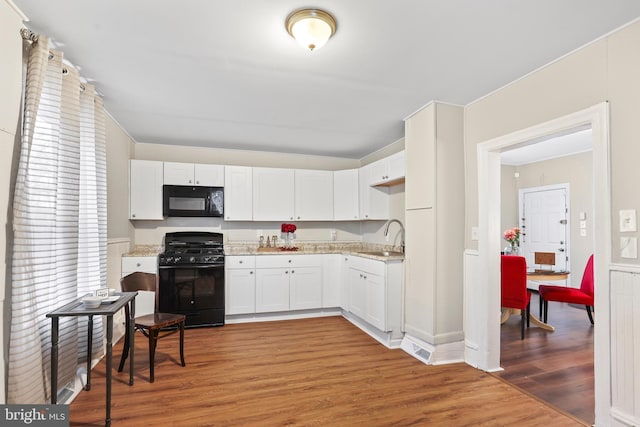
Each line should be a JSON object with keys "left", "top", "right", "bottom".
{"left": 474, "top": 102, "right": 610, "bottom": 420}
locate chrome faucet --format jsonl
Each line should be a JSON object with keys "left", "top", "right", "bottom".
{"left": 383, "top": 219, "right": 405, "bottom": 253}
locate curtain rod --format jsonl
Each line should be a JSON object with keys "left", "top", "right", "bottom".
{"left": 20, "top": 28, "right": 39, "bottom": 43}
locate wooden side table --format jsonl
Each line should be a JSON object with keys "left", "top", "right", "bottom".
{"left": 47, "top": 291, "right": 137, "bottom": 427}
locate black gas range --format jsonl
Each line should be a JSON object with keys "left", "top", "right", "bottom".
{"left": 158, "top": 232, "right": 225, "bottom": 327}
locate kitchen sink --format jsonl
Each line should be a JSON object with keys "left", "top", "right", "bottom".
{"left": 357, "top": 251, "right": 404, "bottom": 257}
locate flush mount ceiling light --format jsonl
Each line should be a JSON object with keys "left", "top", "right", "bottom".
{"left": 285, "top": 8, "right": 337, "bottom": 51}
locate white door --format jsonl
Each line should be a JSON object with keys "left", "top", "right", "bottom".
{"left": 519, "top": 185, "right": 569, "bottom": 274}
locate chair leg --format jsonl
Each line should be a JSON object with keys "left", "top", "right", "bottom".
{"left": 520, "top": 310, "right": 526, "bottom": 340}
{"left": 586, "top": 306, "right": 594, "bottom": 325}
{"left": 539, "top": 295, "right": 543, "bottom": 319}
{"left": 149, "top": 328, "right": 158, "bottom": 383}
{"left": 543, "top": 300, "right": 549, "bottom": 323}
{"left": 118, "top": 328, "right": 130, "bottom": 372}
{"left": 179, "top": 321, "right": 186, "bottom": 367}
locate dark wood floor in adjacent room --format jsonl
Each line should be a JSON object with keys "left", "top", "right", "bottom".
{"left": 70, "top": 316, "right": 586, "bottom": 426}
{"left": 496, "top": 292, "right": 594, "bottom": 425}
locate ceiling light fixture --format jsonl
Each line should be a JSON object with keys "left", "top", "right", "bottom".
{"left": 285, "top": 8, "right": 337, "bottom": 51}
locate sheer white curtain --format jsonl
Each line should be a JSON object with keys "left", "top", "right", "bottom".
{"left": 8, "top": 35, "right": 107, "bottom": 404}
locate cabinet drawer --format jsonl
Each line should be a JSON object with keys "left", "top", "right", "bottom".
{"left": 226, "top": 255, "right": 256, "bottom": 269}
{"left": 350, "top": 255, "right": 385, "bottom": 276}
{"left": 255, "top": 254, "right": 324, "bottom": 269}
{"left": 122, "top": 256, "right": 158, "bottom": 275}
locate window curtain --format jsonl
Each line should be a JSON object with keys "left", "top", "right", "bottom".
{"left": 8, "top": 35, "right": 107, "bottom": 404}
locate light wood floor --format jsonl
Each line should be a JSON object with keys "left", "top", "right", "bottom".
{"left": 70, "top": 316, "right": 586, "bottom": 426}
{"left": 497, "top": 292, "right": 594, "bottom": 425}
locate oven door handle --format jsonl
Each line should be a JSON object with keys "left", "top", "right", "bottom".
{"left": 159, "top": 264, "right": 224, "bottom": 269}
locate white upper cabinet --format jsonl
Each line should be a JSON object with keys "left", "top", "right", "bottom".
{"left": 164, "top": 162, "right": 224, "bottom": 186}
{"left": 130, "top": 159, "right": 163, "bottom": 220}
{"left": 294, "top": 169, "right": 334, "bottom": 221}
{"left": 368, "top": 150, "right": 406, "bottom": 187}
{"left": 252, "top": 167, "right": 295, "bottom": 221}
{"left": 359, "top": 163, "right": 389, "bottom": 220}
{"left": 333, "top": 169, "right": 359, "bottom": 221}
{"left": 224, "top": 166, "right": 253, "bottom": 221}
{"left": 194, "top": 164, "right": 224, "bottom": 186}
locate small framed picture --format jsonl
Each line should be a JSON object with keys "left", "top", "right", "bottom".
{"left": 95, "top": 288, "right": 109, "bottom": 299}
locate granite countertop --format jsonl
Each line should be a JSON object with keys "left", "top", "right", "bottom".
{"left": 124, "top": 245, "right": 163, "bottom": 257}
{"left": 123, "top": 242, "right": 404, "bottom": 262}
{"left": 224, "top": 241, "right": 405, "bottom": 261}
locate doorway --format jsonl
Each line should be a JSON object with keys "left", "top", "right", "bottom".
{"left": 519, "top": 184, "right": 570, "bottom": 288}
{"left": 473, "top": 102, "right": 610, "bottom": 422}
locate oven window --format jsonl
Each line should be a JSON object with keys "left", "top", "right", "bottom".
{"left": 169, "top": 196, "right": 206, "bottom": 211}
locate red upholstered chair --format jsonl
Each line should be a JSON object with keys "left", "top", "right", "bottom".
{"left": 501, "top": 255, "right": 532, "bottom": 340}
{"left": 539, "top": 254, "right": 594, "bottom": 325}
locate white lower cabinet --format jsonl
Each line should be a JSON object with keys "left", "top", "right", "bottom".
{"left": 227, "top": 254, "right": 326, "bottom": 315}
{"left": 344, "top": 255, "right": 403, "bottom": 333}
{"left": 226, "top": 256, "right": 256, "bottom": 315}
{"left": 255, "top": 268, "right": 291, "bottom": 313}
{"left": 121, "top": 256, "right": 157, "bottom": 276}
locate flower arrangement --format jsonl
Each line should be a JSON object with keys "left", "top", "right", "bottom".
{"left": 281, "top": 223, "right": 297, "bottom": 233}
{"left": 281, "top": 223, "right": 297, "bottom": 250}
{"left": 503, "top": 227, "right": 521, "bottom": 252}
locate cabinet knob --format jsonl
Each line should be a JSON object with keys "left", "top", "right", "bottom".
{"left": 291, "top": 270, "right": 295, "bottom": 274}
{"left": 250, "top": 271, "right": 253, "bottom": 275}
{"left": 360, "top": 274, "right": 363, "bottom": 278}
{"left": 288, "top": 259, "right": 292, "bottom": 263}
{"left": 132, "top": 214, "right": 136, "bottom": 218}
{"left": 285, "top": 271, "right": 289, "bottom": 274}
{"left": 196, "top": 180, "right": 200, "bottom": 184}
{"left": 364, "top": 275, "right": 367, "bottom": 279}
{"left": 290, "top": 217, "right": 294, "bottom": 220}
{"left": 239, "top": 260, "right": 243, "bottom": 264}
{"left": 297, "top": 216, "right": 300, "bottom": 220}
{"left": 189, "top": 179, "right": 192, "bottom": 183}
{"left": 136, "top": 263, "right": 141, "bottom": 267}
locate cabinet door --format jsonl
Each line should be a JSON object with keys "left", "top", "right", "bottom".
{"left": 386, "top": 150, "right": 405, "bottom": 182}
{"left": 224, "top": 166, "right": 253, "bottom": 221}
{"left": 194, "top": 164, "right": 224, "bottom": 186}
{"left": 359, "top": 164, "right": 389, "bottom": 220}
{"left": 367, "top": 158, "right": 388, "bottom": 185}
{"left": 348, "top": 268, "right": 366, "bottom": 318}
{"left": 340, "top": 256, "right": 351, "bottom": 310}
{"left": 333, "top": 169, "right": 359, "bottom": 220}
{"left": 290, "top": 266, "right": 322, "bottom": 310}
{"left": 226, "top": 269, "right": 256, "bottom": 315}
{"left": 405, "top": 104, "right": 435, "bottom": 209}
{"left": 130, "top": 160, "right": 163, "bottom": 220}
{"left": 294, "top": 169, "right": 334, "bottom": 221}
{"left": 253, "top": 168, "right": 295, "bottom": 221}
{"left": 255, "top": 268, "right": 290, "bottom": 312}
{"left": 164, "top": 162, "right": 195, "bottom": 185}
{"left": 365, "top": 273, "right": 387, "bottom": 331}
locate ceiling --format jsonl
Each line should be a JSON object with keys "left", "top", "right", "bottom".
{"left": 500, "top": 128, "right": 592, "bottom": 166}
{"left": 12, "top": 1, "right": 640, "bottom": 159}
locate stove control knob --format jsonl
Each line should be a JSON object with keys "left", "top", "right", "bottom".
{"left": 175, "top": 256, "right": 182, "bottom": 263}
{"left": 166, "top": 256, "right": 174, "bottom": 264}
{"left": 189, "top": 256, "right": 196, "bottom": 263}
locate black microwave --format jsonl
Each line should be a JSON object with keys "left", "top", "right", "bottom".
{"left": 163, "top": 185, "right": 224, "bottom": 217}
